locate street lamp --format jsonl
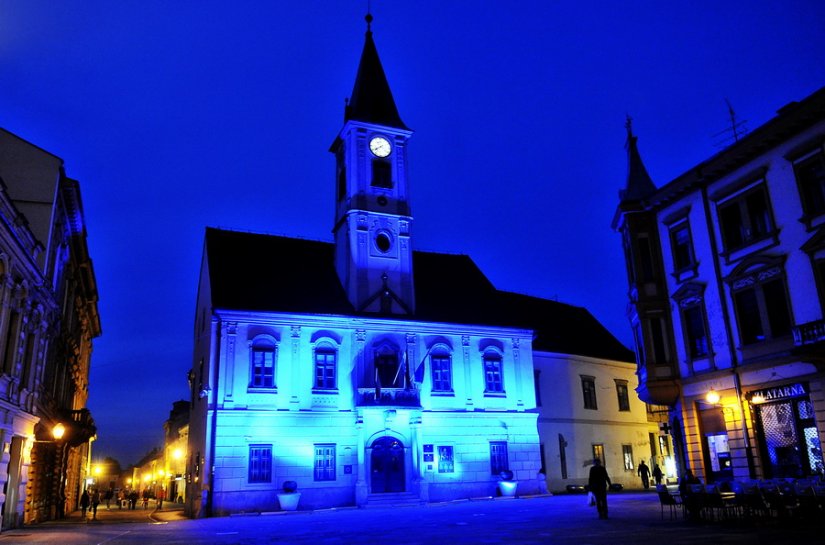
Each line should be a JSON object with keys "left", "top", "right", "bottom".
{"left": 705, "top": 388, "right": 720, "bottom": 405}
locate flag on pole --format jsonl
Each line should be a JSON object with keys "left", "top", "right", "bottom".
{"left": 414, "top": 347, "right": 431, "bottom": 384}
{"left": 374, "top": 366, "right": 381, "bottom": 400}
{"left": 393, "top": 351, "right": 407, "bottom": 387}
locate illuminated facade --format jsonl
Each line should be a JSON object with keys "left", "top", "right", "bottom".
{"left": 187, "top": 18, "right": 634, "bottom": 516}
{"left": 0, "top": 128, "right": 100, "bottom": 527}
{"left": 613, "top": 86, "right": 825, "bottom": 483}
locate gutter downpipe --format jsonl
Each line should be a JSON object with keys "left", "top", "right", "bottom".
{"left": 207, "top": 315, "right": 221, "bottom": 517}
{"left": 701, "top": 183, "right": 756, "bottom": 478}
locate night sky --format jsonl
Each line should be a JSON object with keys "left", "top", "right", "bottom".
{"left": 2, "top": 1, "right": 824, "bottom": 466}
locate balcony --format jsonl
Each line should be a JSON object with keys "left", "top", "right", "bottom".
{"left": 356, "top": 387, "right": 420, "bottom": 407}
{"left": 793, "top": 319, "right": 825, "bottom": 346}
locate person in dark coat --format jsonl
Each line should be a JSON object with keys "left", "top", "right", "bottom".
{"left": 652, "top": 464, "right": 663, "bottom": 486}
{"left": 588, "top": 458, "right": 612, "bottom": 519}
{"left": 637, "top": 460, "right": 651, "bottom": 489}
{"left": 80, "top": 490, "right": 90, "bottom": 518}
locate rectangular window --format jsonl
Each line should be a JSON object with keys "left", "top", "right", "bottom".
{"left": 670, "top": 222, "right": 695, "bottom": 271}
{"left": 534, "top": 369, "right": 542, "bottom": 407}
{"left": 592, "top": 444, "right": 605, "bottom": 466}
{"left": 683, "top": 304, "right": 709, "bottom": 358}
{"left": 314, "top": 444, "right": 336, "bottom": 481}
{"left": 581, "top": 376, "right": 598, "bottom": 410}
{"left": 649, "top": 318, "right": 669, "bottom": 364}
{"left": 251, "top": 348, "right": 275, "bottom": 388}
{"left": 490, "top": 441, "right": 509, "bottom": 475}
{"left": 248, "top": 445, "right": 272, "bottom": 483}
{"left": 437, "top": 445, "right": 454, "bottom": 473}
{"left": 314, "top": 350, "right": 336, "bottom": 389}
{"left": 718, "top": 184, "right": 775, "bottom": 251}
{"left": 431, "top": 355, "right": 452, "bottom": 392}
{"left": 659, "top": 435, "right": 670, "bottom": 456}
{"left": 794, "top": 150, "right": 825, "bottom": 219}
{"left": 483, "top": 354, "right": 504, "bottom": 393}
{"left": 637, "top": 236, "right": 656, "bottom": 282}
{"left": 733, "top": 274, "right": 792, "bottom": 344}
{"left": 615, "top": 380, "right": 630, "bottom": 411}
{"left": 622, "top": 444, "right": 634, "bottom": 470}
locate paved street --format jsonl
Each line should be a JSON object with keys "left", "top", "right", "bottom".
{"left": 0, "top": 492, "right": 820, "bottom": 545}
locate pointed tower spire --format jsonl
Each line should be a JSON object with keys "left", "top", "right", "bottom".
{"left": 620, "top": 115, "right": 657, "bottom": 202}
{"left": 345, "top": 13, "right": 409, "bottom": 130}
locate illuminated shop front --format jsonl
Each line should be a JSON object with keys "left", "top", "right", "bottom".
{"left": 748, "top": 383, "right": 824, "bottom": 478}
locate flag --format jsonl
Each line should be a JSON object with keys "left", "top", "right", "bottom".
{"left": 393, "top": 351, "right": 406, "bottom": 386}
{"left": 374, "top": 366, "right": 381, "bottom": 400}
{"left": 414, "top": 347, "right": 431, "bottom": 384}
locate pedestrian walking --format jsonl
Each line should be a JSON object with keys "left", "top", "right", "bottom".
{"left": 652, "top": 464, "right": 663, "bottom": 486}
{"left": 588, "top": 458, "right": 611, "bottom": 520}
{"left": 129, "top": 490, "right": 139, "bottom": 510}
{"left": 105, "top": 487, "right": 113, "bottom": 509}
{"left": 91, "top": 489, "right": 101, "bottom": 519}
{"left": 80, "top": 489, "right": 90, "bottom": 519}
{"left": 156, "top": 487, "right": 166, "bottom": 509}
{"left": 637, "top": 460, "right": 651, "bottom": 489}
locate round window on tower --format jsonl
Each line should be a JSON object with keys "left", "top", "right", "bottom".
{"left": 375, "top": 231, "right": 392, "bottom": 253}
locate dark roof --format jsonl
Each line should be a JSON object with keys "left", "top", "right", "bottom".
{"left": 204, "top": 228, "right": 634, "bottom": 363}
{"left": 345, "top": 28, "right": 409, "bottom": 130}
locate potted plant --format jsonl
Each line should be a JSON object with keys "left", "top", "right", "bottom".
{"left": 497, "top": 470, "right": 518, "bottom": 497}
{"left": 277, "top": 480, "right": 301, "bottom": 511}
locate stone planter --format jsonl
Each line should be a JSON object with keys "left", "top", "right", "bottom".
{"left": 277, "top": 492, "right": 301, "bottom": 511}
{"left": 497, "top": 480, "right": 518, "bottom": 497}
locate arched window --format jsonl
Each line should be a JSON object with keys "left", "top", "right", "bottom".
{"left": 249, "top": 336, "right": 277, "bottom": 389}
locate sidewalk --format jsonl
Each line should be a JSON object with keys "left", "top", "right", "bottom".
{"left": 45, "top": 501, "right": 187, "bottom": 525}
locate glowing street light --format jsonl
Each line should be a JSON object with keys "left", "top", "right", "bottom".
{"left": 706, "top": 388, "right": 720, "bottom": 405}
{"left": 52, "top": 423, "right": 66, "bottom": 441}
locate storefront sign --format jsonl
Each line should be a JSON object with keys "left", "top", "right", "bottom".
{"left": 748, "top": 382, "right": 808, "bottom": 404}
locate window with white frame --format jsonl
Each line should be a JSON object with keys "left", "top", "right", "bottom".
{"left": 729, "top": 258, "right": 792, "bottom": 344}
{"left": 248, "top": 444, "right": 272, "bottom": 483}
{"left": 250, "top": 337, "right": 276, "bottom": 389}
{"left": 581, "top": 375, "right": 597, "bottom": 410}
{"left": 483, "top": 350, "right": 504, "bottom": 394}
{"left": 622, "top": 444, "right": 634, "bottom": 470}
{"left": 794, "top": 148, "right": 825, "bottom": 220}
{"left": 314, "top": 444, "right": 336, "bottom": 481}
{"left": 718, "top": 183, "right": 775, "bottom": 252}
{"left": 314, "top": 345, "right": 337, "bottom": 390}
{"left": 430, "top": 349, "right": 453, "bottom": 392}
{"left": 615, "top": 380, "right": 630, "bottom": 412}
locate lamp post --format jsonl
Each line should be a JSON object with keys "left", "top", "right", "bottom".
{"left": 51, "top": 423, "right": 68, "bottom": 520}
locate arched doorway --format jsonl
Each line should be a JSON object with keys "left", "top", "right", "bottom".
{"left": 370, "top": 436, "right": 405, "bottom": 493}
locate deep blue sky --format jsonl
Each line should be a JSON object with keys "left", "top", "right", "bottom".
{"left": 2, "top": 1, "right": 824, "bottom": 466}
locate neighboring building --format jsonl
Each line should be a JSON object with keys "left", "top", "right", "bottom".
{"left": 0, "top": 128, "right": 101, "bottom": 527}
{"left": 535, "top": 353, "right": 655, "bottom": 491}
{"left": 162, "top": 400, "right": 189, "bottom": 503}
{"left": 186, "top": 18, "right": 633, "bottom": 516}
{"left": 613, "top": 86, "right": 825, "bottom": 483}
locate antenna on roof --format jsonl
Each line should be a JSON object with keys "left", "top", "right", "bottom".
{"left": 713, "top": 98, "right": 748, "bottom": 148}
{"left": 365, "top": 0, "right": 373, "bottom": 32}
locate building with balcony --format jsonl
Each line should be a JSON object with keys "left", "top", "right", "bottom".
{"left": 612, "top": 86, "right": 825, "bottom": 483}
{"left": 186, "top": 17, "right": 632, "bottom": 516}
{"left": 0, "top": 128, "right": 101, "bottom": 527}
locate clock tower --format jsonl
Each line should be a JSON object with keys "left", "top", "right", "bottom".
{"left": 331, "top": 15, "right": 415, "bottom": 315}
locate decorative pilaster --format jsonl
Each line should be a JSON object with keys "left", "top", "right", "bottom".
{"left": 223, "top": 322, "right": 237, "bottom": 405}
{"left": 462, "top": 335, "right": 473, "bottom": 408}
{"left": 512, "top": 338, "right": 524, "bottom": 410}
{"left": 290, "top": 326, "right": 301, "bottom": 408}
{"left": 355, "top": 411, "right": 368, "bottom": 506}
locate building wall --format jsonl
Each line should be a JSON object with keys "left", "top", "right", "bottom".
{"left": 622, "top": 105, "right": 825, "bottom": 483}
{"left": 188, "top": 304, "right": 541, "bottom": 515}
{"left": 534, "top": 352, "right": 650, "bottom": 491}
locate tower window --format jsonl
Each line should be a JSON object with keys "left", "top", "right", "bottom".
{"left": 371, "top": 159, "right": 392, "bottom": 188}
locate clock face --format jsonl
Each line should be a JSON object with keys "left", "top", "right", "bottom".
{"left": 369, "top": 136, "right": 392, "bottom": 158}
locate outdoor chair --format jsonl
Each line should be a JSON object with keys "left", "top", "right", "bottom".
{"left": 656, "top": 484, "right": 682, "bottom": 520}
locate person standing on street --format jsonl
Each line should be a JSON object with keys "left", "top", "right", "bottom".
{"left": 588, "top": 458, "right": 612, "bottom": 520}
{"left": 91, "top": 489, "right": 101, "bottom": 520}
{"left": 637, "top": 460, "right": 651, "bottom": 489}
{"left": 80, "top": 489, "right": 90, "bottom": 519}
{"left": 652, "top": 464, "right": 663, "bottom": 486}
